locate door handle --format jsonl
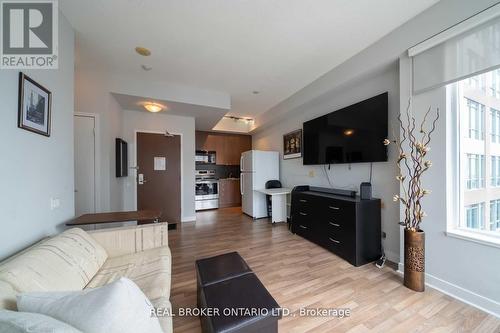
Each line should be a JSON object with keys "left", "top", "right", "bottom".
{"left": 329, "top": 222, "right": 340, "bottom": 227}
{"left": 138, "top": 174, "right": 147, "bottom": 185}
{"left": 240, "top": 173, "right": 243, "bottom": 195}
{"left": 329, "top": 206, "right": 340, "bottom": 210}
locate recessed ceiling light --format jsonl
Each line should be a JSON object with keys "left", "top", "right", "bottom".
{"left": 135, "top": 47, "right": 151, "bottom": 56}
{"left": 344, "top": 129, "right": 354, "bottom": 136}
{"left": 144, "top": 103, "right": 163, "bottom": 113}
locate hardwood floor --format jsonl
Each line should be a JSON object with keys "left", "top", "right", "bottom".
{"left": 169, "top": 207, "right": 500, "bottom": 333}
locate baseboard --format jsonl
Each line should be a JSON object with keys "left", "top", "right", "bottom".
{"left": 181, "top": 215, "right": 196, "bottom": 222}
{"left": 396, "top": 265, "right": 500, "bottom": 318}
{"left": 385, "top": 250, "right": 399, "bottom": 263}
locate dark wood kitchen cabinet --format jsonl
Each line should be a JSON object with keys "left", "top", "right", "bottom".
{"left": 219, "top": 179, "right": 241, "bottom": 208}
{"left": 195, "top": 131, "right": 252, "bottom": 165}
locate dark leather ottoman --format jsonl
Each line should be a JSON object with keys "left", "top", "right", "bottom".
{"left": 195, "top": 252, "right": 281, "bottom": 333}
{"left": 196, "top": 252, "right": 253, "bottom": 308}
{"left": 196, "top": 252, "right": 252, "bottom": 287}
{"left": 199, "top": 273, "right": 281, "bottom": 333}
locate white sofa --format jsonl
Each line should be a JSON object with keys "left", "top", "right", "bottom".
{"left": 0, "top": 223, "right": 172, "bottom": 333}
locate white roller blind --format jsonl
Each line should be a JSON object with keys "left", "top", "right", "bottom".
{"left": 411, "top": 5, "right": 500, "bottom": 94}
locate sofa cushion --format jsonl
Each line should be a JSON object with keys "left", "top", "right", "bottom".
{"left": 0, "top": 310, "right": 82, "bottom": 333}
{"left": 0, "top": 281, "right": 17, "bottom": 310}
{"left": 151, "top": 297, "right": 173, "bottom": 333}
{"left": 0, "top": 228, "right": 108, "bottom": 293}
{"left": 17, "top": 277, "right": 163, "bottom": 333}
{"left": 86, "top": 246, "right": 171, "bottom": 300}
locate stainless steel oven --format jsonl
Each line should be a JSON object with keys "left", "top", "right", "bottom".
{"left": 195, "top": 170, "right": 219, "bottom": 210}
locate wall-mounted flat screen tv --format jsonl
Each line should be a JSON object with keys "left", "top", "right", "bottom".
{"left": 116, "top": 138, "right": 128, "bottom": 177}
{"left": 303, "top": 92, "right": 388, "bottom": 165}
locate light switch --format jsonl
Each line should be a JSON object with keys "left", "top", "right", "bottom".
{"left": 308, "top": 170, "right": 315, "bottom": 178}
{"left": 50, "top": 198, "right": 61, "bottom": 210}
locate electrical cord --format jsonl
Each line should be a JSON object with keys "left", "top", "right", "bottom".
{"left": 369, "top": 162, "right": 373, "bottom": 183}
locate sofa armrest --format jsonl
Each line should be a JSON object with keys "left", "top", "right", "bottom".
{"left": 88, "top": 223, "right": 169, "bottom": 258}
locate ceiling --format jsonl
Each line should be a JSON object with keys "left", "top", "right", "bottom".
{"left": 111, "top": 93, "right": 228, "bottom": 130}
{"left": 61, "top": 0, "right": 439, "bottom": 125}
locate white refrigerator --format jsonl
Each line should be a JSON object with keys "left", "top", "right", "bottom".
{"left": 240, "top": 150, "right": 280, "bottom": 219}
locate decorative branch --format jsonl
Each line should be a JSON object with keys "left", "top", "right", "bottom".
{"left": 386, "top": 99, "right": 439, "bottom": 231}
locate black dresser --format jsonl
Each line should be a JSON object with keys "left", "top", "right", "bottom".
{"left": 290, "top": 186, "right": 381, "bottom": 267}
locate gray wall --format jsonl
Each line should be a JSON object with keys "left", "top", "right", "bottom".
{"left": 253, "top": 65, "right": 401, "bottom": 261}
{"left": 0, "top": 13, "right": 75, "bottom": 260}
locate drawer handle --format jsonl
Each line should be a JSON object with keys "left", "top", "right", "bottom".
{"left": 299, "top": 225, "right": 308, "bottom": 229}
{"left": 329, "top": 222, "right": 340, "bottom": 227}
{"left": 329, "top": 238, "right": 340, "bottom": 244}
{"left": 300, "top": 199, "right": 307, "bottom": 203}
{"left": 329, "top": 206, "right": 340, "bottom": 210}
{"left": 300, "top": 212, "right": 307, "bottom": 216}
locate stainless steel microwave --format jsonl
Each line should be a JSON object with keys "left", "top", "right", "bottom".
{"left": 195, "top": 150, "right": 216, "bottom": 164}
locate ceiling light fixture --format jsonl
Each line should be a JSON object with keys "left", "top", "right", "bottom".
{"left": 343, "top": 129, "right": 354, "bottom": 136}
{"left": 135, "top": 47, "right": 151, "bottom": 56}
{"left": 144, "top": 103, "right": 163, "bottom": 113}
{"left": 224, "top": 115, "right": 254, "bottom": 124}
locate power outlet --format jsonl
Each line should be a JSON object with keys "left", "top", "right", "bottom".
{"left": 308, "top": 170, "right": 315, "bottom": 178}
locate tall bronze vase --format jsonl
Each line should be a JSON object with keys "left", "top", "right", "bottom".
{"left": 404, "top": 229, "right": 425, "bottom": 292}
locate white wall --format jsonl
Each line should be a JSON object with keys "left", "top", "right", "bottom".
{"left": 74, "top": 68, "right": 125, "bottom": 213}
{"left": 400, "top": 54, "right": 500, "bottom": 316}
{"left": 121, "top": 110, "right": 196, "bottom": 222}
{"left": 253, "top": 65, "right": 401, "bottom": 261}
{"left": 0, "top": 13, "right": 75, "bottom": 260}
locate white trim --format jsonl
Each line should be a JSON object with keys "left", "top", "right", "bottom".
{"left": 408, "top": 3, "right": 500, "bottom": 57}
{"left": 133, "top": 130, "right": 184, "bottom": 222}
{"left": 181, "top": 215, "right": 196, "bottom": 223}
{"left": 395, "top": 268, "right": 500, "bottom": 318}
{"left": 74, "top": 112, "right": 101, "bottom": 213}
{"left": 445, "top": 229, "right": 500, "bottom": 249}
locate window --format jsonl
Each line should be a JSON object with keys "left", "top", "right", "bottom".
{"left": 491, "top": 156, "right": 500, "bottom": 187}
{"left": 465, "top": 203, "right": 485, "bottom": 230}
{"left": 467, "top": 75, "right": 486, "bottom": 92}
{"left": 454, "top": 69, "right": 500, "bottom": 239}
{"left": 466, "top": 154, "right": 484, "bottom": 189}
{"left": 466, "top": 99, "right": 484, "bottom": 140}
{"left": 491, "top": 108, "right": 500, "bottom": 143}
{"left": 490, "top": 200, "right": 500, "bottom": 232}
{"left": 490, "top": 70, "right": 500, "bottom": 99}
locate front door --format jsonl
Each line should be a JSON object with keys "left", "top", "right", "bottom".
{"left": 137, "top": 132, "right": 181, "bottom": 223}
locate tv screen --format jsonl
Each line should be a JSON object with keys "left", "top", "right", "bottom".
{"left": 116, "top": 138, "right": 128, "bottom": 177}
{"left": 303, "top": 92, "right": 388, "bottom": 165}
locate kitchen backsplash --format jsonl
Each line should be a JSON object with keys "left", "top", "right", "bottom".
{"left": 195, "top": 164, "right": 240, "bottom": 179}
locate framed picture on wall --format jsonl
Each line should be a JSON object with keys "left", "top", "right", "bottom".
{"left": 283, "top": 129, "right": 302, "bottom": 159}
{"left": 18, "top": 72, "right": 52, "bottom": 137}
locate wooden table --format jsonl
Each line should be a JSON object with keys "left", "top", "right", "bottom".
{"left": 255, "top": 188, "right": 292, "bottom": 223}
{"left": 66, "top": 210, "right": 162, "bottom": 226}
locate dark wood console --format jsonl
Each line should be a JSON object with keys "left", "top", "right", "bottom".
{"left": 290, "top": 186, "right": 381, "bottom": 266}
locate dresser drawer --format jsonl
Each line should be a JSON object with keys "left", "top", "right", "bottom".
{"left": 293, "top": 194, "right": 315, "bottom": 212}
